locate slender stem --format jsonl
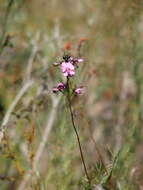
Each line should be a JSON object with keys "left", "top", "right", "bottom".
{"left": 67, "top": 97, "right": 90, "bottom": 183}
{"left": 66, "top": 79, "right": 90, "bottom": 184}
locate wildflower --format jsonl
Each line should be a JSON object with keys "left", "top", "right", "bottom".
{"left": 57, "top": 82, "right": 65, "bottom": 90}
{"left": 52, "top": 87, "right": 59, "bottom": 93}
{"left": 75, "top": 87, "right": 85, "bottom": 95}
{"left": 54, "top": 55, "right": 83, "bottom": 68}
{"left": 60, "top": 62, "right": 75, "bottom": 77}
{"left": 52, "top": 82, "right": 66, "bottom": 93}
{"left": 52, "top": 53, "right": 90, "bottom": 184}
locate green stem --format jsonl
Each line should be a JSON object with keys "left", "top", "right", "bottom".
{"left": 66, "top": 78, "right": 90, "bottom": 184}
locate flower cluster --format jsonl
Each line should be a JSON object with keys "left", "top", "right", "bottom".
{"left": 52, "top": 54, "right": 84, "bottom": 95}
{"left": 61, "top": 62, "right": 75, "bottom": 77}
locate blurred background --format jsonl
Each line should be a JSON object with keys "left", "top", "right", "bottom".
{"left": 0, "top": 0, "right": 143, "bottom": 189}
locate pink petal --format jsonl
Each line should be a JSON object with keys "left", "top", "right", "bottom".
{"left": 61, "top": 62, "right": 67, "bottom": 72}
{"left": 75, "top": 87, "right": 85, "bottom": 95}
{"left": 52, "top": 87, "right": 59, "bottom": 93}
{"left": 69, "top": 70, "right": 75, "bottom": 76}
{"left": 63, "top": 72, "right": 68, "bottom": 76}
{"left": 67, "top": 62, "right": 75, "bottom": 70}
{"left": 77, "top": 58, "right": 83, "bottom": 63}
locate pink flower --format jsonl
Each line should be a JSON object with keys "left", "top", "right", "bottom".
{"left": 57, "top": 82, "right": 65, "bottom": 90}
{"left": 52, "top": 82, "right": 66, "bottom": 93}
{"left": 75, "top": 87, "right": 85, "bottom": 95}
{"left": 52, "top": 87, "right": 59, "bottom": 93}
{"left": 60, "top": 62, "right": 75, "bottom": 77}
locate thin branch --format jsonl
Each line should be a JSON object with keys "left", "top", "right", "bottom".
{"left": 0, "top": 27, "right": 39, "bottom": 140}
{"left": 67, "top": 96, "right": 91, "bottom": 184}
{"left": 66, "top": 78, "right": 90, "bottom": 184}
{"left": 25, "top": 32, "right": 40, "bottom": 82}
{"left": 33, "top": 96, "right": 61, "bottom": 169}
{"left": 0, "top": 80, "right": 34, "bottom": 142}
